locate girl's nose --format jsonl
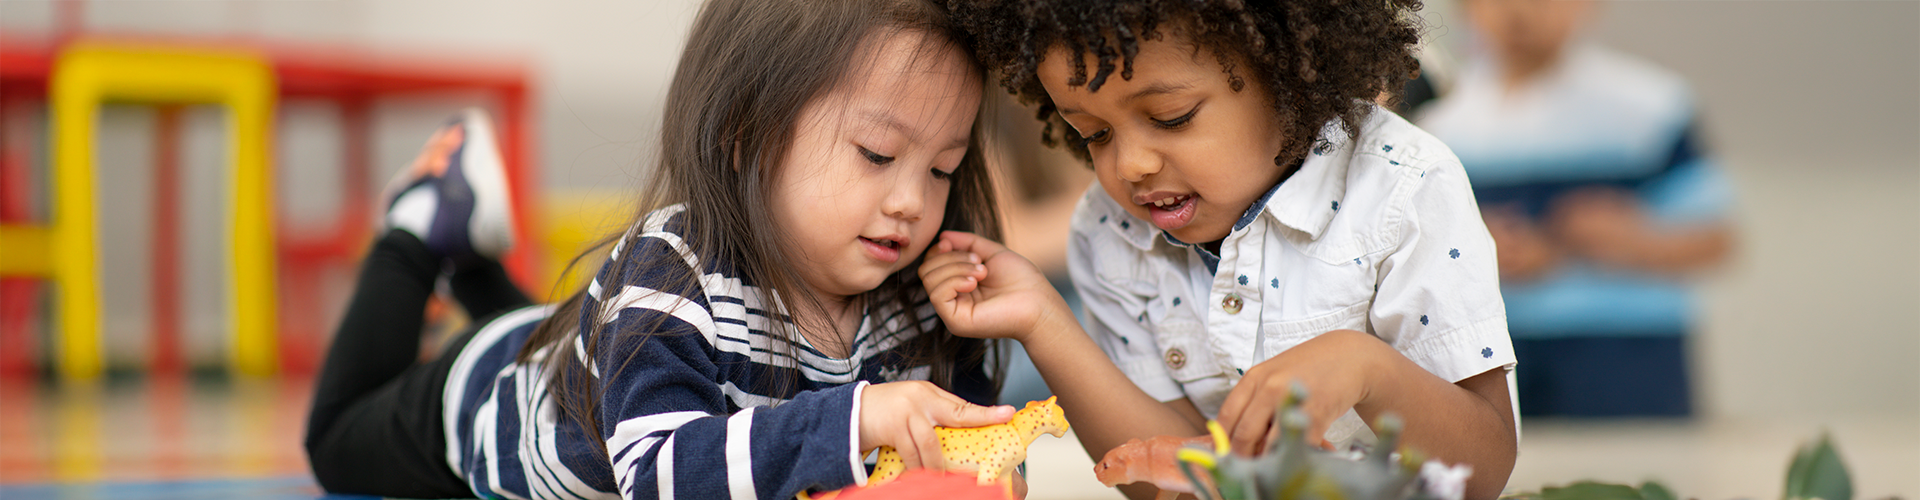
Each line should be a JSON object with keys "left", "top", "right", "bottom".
{"left": 883, "top": 173, "right": 926, "bottom": 222}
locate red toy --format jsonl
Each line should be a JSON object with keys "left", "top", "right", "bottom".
{"left": 801, "top": 469, "right": 1009, "bottom": 500}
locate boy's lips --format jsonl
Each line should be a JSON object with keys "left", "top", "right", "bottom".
{"left": 1138, "top": 193, "right": 1198, "bottom": 231}
{"left": 859, "top": 235, "right": 907, "bottom": 263}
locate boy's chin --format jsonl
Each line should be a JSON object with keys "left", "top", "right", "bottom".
{"left": 1165, "top": 223, "right": 1231, "bottom": 247}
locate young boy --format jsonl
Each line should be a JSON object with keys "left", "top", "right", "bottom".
{"left": 923, "top": 1, "right": 1522, "bottom": 498}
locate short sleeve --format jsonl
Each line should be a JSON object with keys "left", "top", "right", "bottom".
{"left": 1369, "top": 160, "right": 1517, "bottom": 385}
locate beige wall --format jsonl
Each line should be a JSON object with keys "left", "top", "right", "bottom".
{"left": 1557, "top": 0, "right": 1918, "bottom": 418}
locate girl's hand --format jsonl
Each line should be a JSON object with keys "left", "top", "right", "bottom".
{"left": 858, "top": 381, "right": 1015, "bottom": 471}
{"left": 919, "top": 231, "right": 1069, "bottom": 343}
{"left": 1214, "top": 330, "right": 1386, "bottom": 454}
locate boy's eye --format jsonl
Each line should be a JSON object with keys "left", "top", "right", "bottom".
{"left": 1151, "top": 106, "right": 1199, "bottom": 129}
{"left": 859, "top": 147, "right": 894, "bottom": 165}
{"left": 1082, "top": 128, "right": 1112, "bottom": 145}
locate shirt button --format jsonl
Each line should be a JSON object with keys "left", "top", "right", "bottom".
{"left": 1164, "top": 347, "right": 1187, "bottom": 370}
{"left": 1220, "top": 294, "right": 1243, "bottom": 315}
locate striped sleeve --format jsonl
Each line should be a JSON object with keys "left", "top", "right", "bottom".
{"left": 584, "top": 235, "right": 866, "bottom": 500}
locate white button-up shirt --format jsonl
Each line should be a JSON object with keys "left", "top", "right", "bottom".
{"left": 1068, "top": 107, "right": 1518, "bottom": 446}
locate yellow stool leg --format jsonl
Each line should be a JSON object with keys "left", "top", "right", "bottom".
{"left": 49, "top": 77, "right": 102, "bottom": 381}
{"left": 51, "top": 42, "right": 279, "bottom": 380}
{"left": 226, "top": 67, "right": 278, "bottom": 378}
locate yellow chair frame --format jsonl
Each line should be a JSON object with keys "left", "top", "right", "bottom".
{"left": 38, "top": 41, "right": 279, "bottom": 380}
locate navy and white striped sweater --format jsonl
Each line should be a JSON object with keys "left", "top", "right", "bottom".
{"left": 441, "top": 204, "right": 994, "bottom": 500}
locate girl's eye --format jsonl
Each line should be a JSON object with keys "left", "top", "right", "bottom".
{"left": 859, "top": 147, "right": 894, "bottom": 165}
{"left": 930, "top": 168, "right": 954, "bottom": 181}
{"left": 1151, "top": 106, "right": 1199, "bottom": 129}
{"left": 1082, "top": 128, "right": 1112, "bottom": 145}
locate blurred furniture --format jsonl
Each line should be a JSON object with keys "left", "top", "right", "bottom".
{"left": 52, "top": 42, "right": 278, "bottom": 380}
{"left": 0, "top": 36, "right": 540, "bottom": 380}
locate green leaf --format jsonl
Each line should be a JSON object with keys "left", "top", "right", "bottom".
{"left": 1783, "top": 433, "right": 1852, "bottom": 500}
{"left": 1540, "top": 482, "right": 1647, "bottom": 500}
{"left": 1639, "top": 481, "right": 1677, "bottom": 500}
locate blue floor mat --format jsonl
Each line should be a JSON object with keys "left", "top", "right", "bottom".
{"left": 0, "top": 476, "right": 379, "bottom": 500}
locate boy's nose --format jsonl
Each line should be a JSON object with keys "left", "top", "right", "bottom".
{"left": 1112, "top": 138, "right": 1162, "bottom": 182}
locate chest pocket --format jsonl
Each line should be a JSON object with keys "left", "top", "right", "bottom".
{"left": 1258, "top": 300, "right": 1372, "bottom": 360}
{"left": 1152, "top": 320, "right": 1226, "bottom": 383}
{"left": 1100, "top": 271, "right": 1227, "bottom": 385}
{"left": 1271, "top": 224, "right": 1385, "bottom": 324}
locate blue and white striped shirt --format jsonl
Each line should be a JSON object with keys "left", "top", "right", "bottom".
{"left": 1417, "top": 42, "right": 1733, "bottom": 338}
{"left": 441, "top": 204, "right": 994, "bottom": 500}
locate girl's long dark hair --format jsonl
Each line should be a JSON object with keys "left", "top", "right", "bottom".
{"left": 516, "top": 0, "right": 1003, "bottom": 458}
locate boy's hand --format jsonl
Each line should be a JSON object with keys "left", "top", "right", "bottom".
{"left": 920, "top": 231, "right": 1070, "bottom": 343}
{"left": 859, "top": 381, "right": 1015, "bottom": 471}
{"left": 1214, "top": 330, "right": 1385, "bottom": 454}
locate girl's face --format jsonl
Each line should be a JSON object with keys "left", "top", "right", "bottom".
{"left": 1040, "top": 36, "right": 1290, "bottom": 245}
{"left": 771, "top": 31, "right": 982, "bottom": 303}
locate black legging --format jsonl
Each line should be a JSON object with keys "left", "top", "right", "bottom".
{"left": 304, "top": 229, "right": 532, "bottom": 497}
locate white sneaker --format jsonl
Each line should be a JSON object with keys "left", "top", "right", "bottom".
{"left": 380, "top": 108, "right": 517, "bottom": 260}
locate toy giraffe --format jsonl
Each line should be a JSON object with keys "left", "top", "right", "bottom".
{"left": 871, "top": 396, "right": 1070, "bottom": 486}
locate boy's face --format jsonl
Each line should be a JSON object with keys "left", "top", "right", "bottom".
{"left": 1039, "top": 37, "right": 1290, "bottom": 245}
{"left": 1464, "top": 0, "right": 1592, "bottom": 75}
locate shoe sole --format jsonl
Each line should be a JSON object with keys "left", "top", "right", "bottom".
{"left": 454, "top": 107, "right": 516, "bottom": 258}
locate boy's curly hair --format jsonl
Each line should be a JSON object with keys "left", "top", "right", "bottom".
{"left": 949, "top": 0, "right": 1424, "bottom": 165}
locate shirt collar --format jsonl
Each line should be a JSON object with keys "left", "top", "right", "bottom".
{"left": 1263, "top": 122, "right": 1353, "bottom": 240}
{"left": 1097, "top": 201, "right": 1161, "bottom": 252}
{"left": 1159, "top": 231, "right": 1222, "bottom": 275}
{"left": 1232, "top": 176, "right": 1285, "bottom": 232}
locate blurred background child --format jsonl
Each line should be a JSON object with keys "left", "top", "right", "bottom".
{"left": 1414, "top": 0, "right": 1735, "bottom": 417}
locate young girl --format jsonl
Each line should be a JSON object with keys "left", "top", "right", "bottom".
{"left": 924, "top": 1, "right": 1519, "bottom": 498}
{"left": 303, "top": 1, "right": 1021, "bottom": 498}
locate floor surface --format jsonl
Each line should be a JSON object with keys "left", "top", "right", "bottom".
{"left": 2, "top": 376, "right": 1913, "bottom": 500}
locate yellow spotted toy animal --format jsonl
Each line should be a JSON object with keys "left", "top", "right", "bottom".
{"left": 869, "top": 396, "right": 1069, "bottom": 486}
